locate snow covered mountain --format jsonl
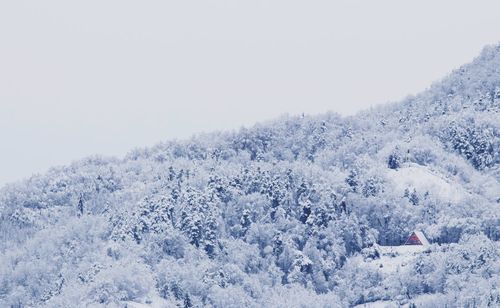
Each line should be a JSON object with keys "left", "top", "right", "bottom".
{"left": 0, "top": 44, "right": 499, "bottom": 307}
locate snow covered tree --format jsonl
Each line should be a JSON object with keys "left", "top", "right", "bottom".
{"left": 387, "top": 152, "right": 401, "bottom": 169}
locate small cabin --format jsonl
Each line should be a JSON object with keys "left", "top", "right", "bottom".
{"left": 404, "top": 230, "right": 429, "bottom": 246}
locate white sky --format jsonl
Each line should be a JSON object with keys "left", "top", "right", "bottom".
{"left": 1, "top": 0, "right": 500, "bottom": 186}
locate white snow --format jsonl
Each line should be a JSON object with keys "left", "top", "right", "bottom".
{"left": 385, "top": 164, "right": 467, "bottom": 203}
{"left": 370, "top": 245, "right": 428, "bottom": 274}
{"left": 125, "top": 302, "right": 151, "bottom": 308}
{"left": 124, "top": 295, "right": 169, "bottom": 308}
{"left": 354, "top": 300, "right": 399, "bottom": 308}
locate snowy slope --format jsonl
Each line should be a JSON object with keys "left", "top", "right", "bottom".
{"left": 124, "top": 296, "right": 169, "bottom": 308}
{"left": 371, "top": 245, "right": 428, "bottom": 274}
{"left": 385, "top": 164, "right": 469, "bottom": 203}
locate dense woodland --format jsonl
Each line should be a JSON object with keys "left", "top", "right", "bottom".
{"left": 0, "top": 45, "right": 499, "bottom": 307}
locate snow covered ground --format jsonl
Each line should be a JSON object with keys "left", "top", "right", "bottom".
{"left": 124, "top": 296, "right": 168, "bottom": 308}
{"left": 385, "top": 164, "right": 468, "bottom": 203}
{"left": 354, "top": 300, "right": 399, "bottom": 308}
{"left": 372, "top": 245, "right": 428, "bottom": 274}
{"left": 353, "top": 245, "right": 430, "bottom": 308}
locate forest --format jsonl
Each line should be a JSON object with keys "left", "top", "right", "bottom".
{"left": 0, "top": 44, "right": 499, "bottom": 307}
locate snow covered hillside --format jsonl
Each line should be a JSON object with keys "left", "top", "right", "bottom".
{"left": 385, "top": 164, "right": 470, "bottom": 203}
{"left": 0, "top": 44, "right": 499, "bottom": 307}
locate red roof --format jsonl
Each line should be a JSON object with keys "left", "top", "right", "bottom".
{"left": 404, "top": 231, "right": 429, "bottom": 245}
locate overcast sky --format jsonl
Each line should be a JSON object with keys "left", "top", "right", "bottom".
{"left": 1, "top": 0, "right": 500, "bottom": 186}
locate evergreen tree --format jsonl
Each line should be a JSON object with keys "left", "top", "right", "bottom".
{"left": 388, "top": 152, "right": 401, "bottom": 169}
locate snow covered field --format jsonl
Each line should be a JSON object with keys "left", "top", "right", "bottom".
{"left": 370, "top": 245, "right": 429, "bottom": 274}
{"left": 124, "top": 297, "right": 168, "bottom": 308}
{"left": 353, "top": 245, "right": 431, "bottom": 308}
{"left": 386, "top": 164, "right": 468, "bottom": 203}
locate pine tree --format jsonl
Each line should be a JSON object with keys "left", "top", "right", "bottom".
{"left": 77, "top": 196, "right": 84, "bottom": 217}
{"left": 345, "top": 170, "right": 359, "bottom": 192}
{"left": 409, "top": 189, "right": 419, "bottom": 205}
{"left": 362, "top": 177, "right": 379, "bottom": 197}
{"left": 240, "top": 209, "right": 252, "bottom": 236}
{"left": 299, "top": 197, "right": 312, "bottom": 224}
{"left": 204, "top": 214, "right": 218, "bottom": 258}
{"left": 388, "top": 152, "right": 401, "bottom": 169}
{"left": 273, "top": 233, "right": 284, "bottom": 256}
{"left": 183, "top": 294, "right": 192, "bottom": 308}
